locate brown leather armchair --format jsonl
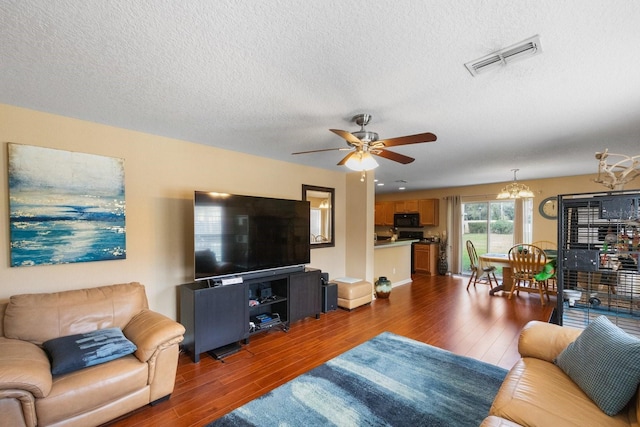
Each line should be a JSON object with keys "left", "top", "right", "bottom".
{"left": 0, "top": 282, "right": 185, "bottom": 427}
{"left": 483, "top": 321, "right": 640, "bottom": 426}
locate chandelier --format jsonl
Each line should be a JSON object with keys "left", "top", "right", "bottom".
{"left": 497, "top": 169, "right": 535, "bottom": 199}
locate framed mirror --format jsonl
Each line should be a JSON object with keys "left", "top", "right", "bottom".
{"left": 302, "top": 185, "right": 335, "bottom": 248}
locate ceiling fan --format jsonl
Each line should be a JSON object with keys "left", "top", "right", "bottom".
{"left": 292, "top": 113, "right": 437, "bottom": 170}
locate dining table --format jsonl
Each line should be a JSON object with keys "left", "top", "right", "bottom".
{"left": 479, "top": 250, "right": 557, "bottom": 296}
{"left": 478, "top": 253, "right": 512, "bottom": 295}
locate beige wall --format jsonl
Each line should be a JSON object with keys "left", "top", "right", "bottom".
{"left": 0, "top": 104, "right": 350, "bottom": 319}
{"left": 376, "top": 175, "right": 640, "bottom": 244}
{"left": 3, "top": 103, "right": 638, "bottom": 319}
{"left": 345, "top": 172, "right": 376, "bottom": 283}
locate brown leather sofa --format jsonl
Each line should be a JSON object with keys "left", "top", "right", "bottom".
{"left": 482, "top": 321, "right": 640, "bottom": 427}
{"left": 0, "top": 282, "right": 185, "bottom": 427}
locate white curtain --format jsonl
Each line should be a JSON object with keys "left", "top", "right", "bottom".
{"left": 446, "top": 195, "right": 462, "bottom": 274}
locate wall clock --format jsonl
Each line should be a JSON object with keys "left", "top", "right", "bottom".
{"left": 538, "top": 196, "right": 558, "bottom": 219}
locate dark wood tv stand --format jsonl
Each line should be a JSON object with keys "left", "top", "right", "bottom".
{"left": 180, "top": 267, "right": 321, "bottom": 362}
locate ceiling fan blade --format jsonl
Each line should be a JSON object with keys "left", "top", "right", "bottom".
{"left": 378, "top": 132, "right": 437, "bottom": 147}
{"left": 374, "top": 149, "right": 415, "bottom": 164}
{"left": 337, "top": 151, "right": 356, "bottom": 166}
{"left": 292, "top": 147, "right": 350, "bottom": 155}
{"left": 329, "top": 129, "right": 363, "bottom": 146}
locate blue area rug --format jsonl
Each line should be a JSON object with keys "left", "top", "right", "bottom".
{"left": 207, "top": 332, "right": 507, "bottom": 426}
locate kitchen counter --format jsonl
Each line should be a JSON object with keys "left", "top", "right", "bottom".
{"left": 374, "top": 238, "right": 419, "bottom": 248}
{"left": 413, "top": 242, "right": 439, "bottom": 275}
{"left": 373, "top": 239, "right": 417, "bottom": 289}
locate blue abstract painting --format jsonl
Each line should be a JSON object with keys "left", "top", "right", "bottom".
{"left": 8, "top": 143, "right": 126, "bottom": 266}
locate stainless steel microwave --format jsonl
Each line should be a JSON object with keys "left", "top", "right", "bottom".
{"left": 394, "top": 213, "right": 420, "bottom": 228}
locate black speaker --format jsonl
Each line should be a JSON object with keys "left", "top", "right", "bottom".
{"left": 320, "top": 272, "right": 329, "bottom": 285}
{"left": 322, "top": 282, "right": 337, "bottom": 312}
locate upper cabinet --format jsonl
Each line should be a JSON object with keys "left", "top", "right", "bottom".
{"left": 375, "top": 198, "right": 439, "bottom": 226}
{"left": 375, "top": 201, "right": 395, "bottom": 226}
{"left": 419, "top": 199, "right": 439, "bottom": 226}
{"left": 394, "top": 199, "right": 419, "bottom": 213}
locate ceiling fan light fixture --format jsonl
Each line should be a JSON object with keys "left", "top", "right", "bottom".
{"left": 497, "top": 169, "right": 535, "bottom": 199}
{"left": 294, "top": 113, "right": 435, "bottom": 174}
{"left": 345, "top": 151, "right": 379, "bottom": 171}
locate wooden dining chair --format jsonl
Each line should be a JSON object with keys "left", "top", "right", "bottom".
{"left": 466, "top": 240, "right": 498, "bottom": 290}
{"left": 508, "top": 244, "right": 550, "bottom": 305}
{"left": 531, "top": 240, "right": 556, "bottom": 251}
{"left": 532, "top": 240, "right": 558, "bottom": 294}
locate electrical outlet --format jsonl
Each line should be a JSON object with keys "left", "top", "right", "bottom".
{"left": 392, "top": 267, "right": 396, "bottom": 274}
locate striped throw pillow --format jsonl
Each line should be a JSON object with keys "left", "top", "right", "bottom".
{"left": 43, "top": 328, "right": 137, "bottom": 375}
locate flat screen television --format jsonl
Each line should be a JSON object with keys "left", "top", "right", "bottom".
{"left": 194, "top": 191, "right": 310, "bottom": 281}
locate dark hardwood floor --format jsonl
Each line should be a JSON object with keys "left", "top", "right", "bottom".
{"left": 105, "top": 274, "right": 555, "bottom": 427}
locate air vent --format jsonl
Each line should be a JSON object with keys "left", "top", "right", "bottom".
{"left": 465, "top": 35, "right": 542, "bottom": 77}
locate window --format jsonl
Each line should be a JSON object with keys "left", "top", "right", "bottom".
{"left": 461, "top": 199, "right": 531, "bottom": 275}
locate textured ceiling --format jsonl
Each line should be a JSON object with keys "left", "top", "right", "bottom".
{"left": 2, "top": 1, "right": 640, "bottom": 193}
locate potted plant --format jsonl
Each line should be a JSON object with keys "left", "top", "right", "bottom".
{"left": 438, "top": 231, "right": 448, "bottom": 275}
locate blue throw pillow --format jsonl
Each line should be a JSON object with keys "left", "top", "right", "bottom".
{"left": 43, "top": 328, "right": 137, "bottom": 375}
{"left": 555, "top": 316, "right": 640, "bottom": 416}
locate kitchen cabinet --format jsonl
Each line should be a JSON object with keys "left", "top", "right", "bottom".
{"left": 414, "top": 243, "right": 437, "bottom": 276}
{"left": 419, "top": 199, "right": 439, "bottom": 226}
{"left": 375, "top": 201, "right": 395, "bottom": 226}
{"left": 376, "top": 198, "right": 439, "bottom": 226}
{"left": 394, "top": 199, "right": 419, "bottom": 213}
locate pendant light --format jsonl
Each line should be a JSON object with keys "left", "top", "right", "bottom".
{"left": 497, "top": 169, "right": 534, "bottom": 199}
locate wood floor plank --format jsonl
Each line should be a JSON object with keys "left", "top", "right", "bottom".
{"left": 103, "top": 274, "right": 555, "bottom": 427}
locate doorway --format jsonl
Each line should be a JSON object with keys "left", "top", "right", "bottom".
{"left": 462, "top": 200, "right": 515, "bottom": 275}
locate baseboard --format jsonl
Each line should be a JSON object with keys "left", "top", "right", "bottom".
{"left": 392, "top": 279, "right": 412, "bottom": 288}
